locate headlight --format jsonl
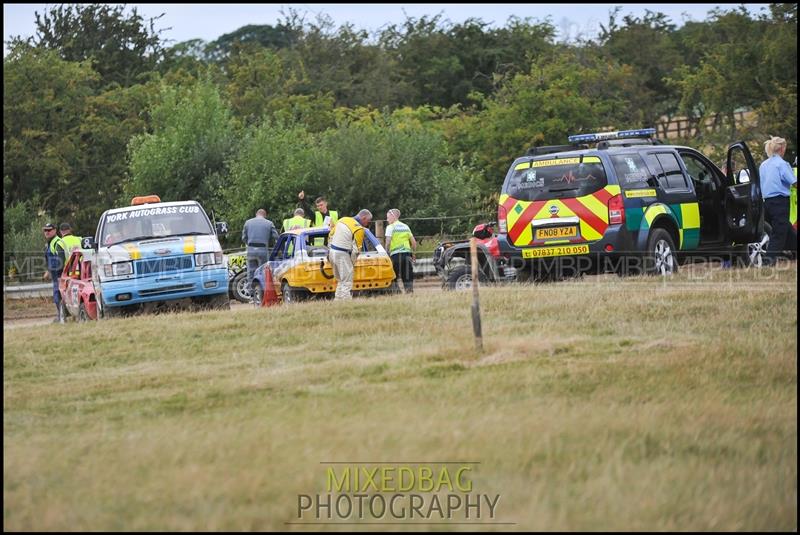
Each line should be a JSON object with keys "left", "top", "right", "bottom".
{"left": 103, "top": 261, "right": 133, "bottom": 277}
{"left": 195, "top": 252, "right": 223, "bottom": 266}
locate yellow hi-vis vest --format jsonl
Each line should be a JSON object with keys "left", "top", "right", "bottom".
{"left": 315, "top": 210, "right": 338, "bottom": 227}
{"left": 61, "top": 234, "right": 82, "bottom": 276}
{"left": 313, "top": 210, "right": 338, "bottom": 245}
{"left": 328, "top": 217, "right": 365, "bottom": 253}
{"left": 61, "top": 234, "right": 82, "bottom": 256}
{"left": 283, "top": 216, "right": 310, "bottom": 232}
{"left": 386, "top": 220, "right": 413, "bottom": 255}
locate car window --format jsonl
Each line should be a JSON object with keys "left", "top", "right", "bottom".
{"left": 644, "top": 152, "right": 689, "bottom": 191}
{"left": 610, "top": 153, "right": 656, "bottom": 189}
{"left": 680, "top": 152, "right": 719, "bottom": 189}
{"left": 502, "top": 155, "right": 608, "bottom": 201}
{"left": 271, "top": 236, "right": 291, "bottom": 261}
{"left": 362, "top": 233, "right": 378, "bottom": 253}
{"left": 656, "top": 153, "right": 689, "bottom": 190}
{"left": 303, "top": 233, "right": 330, "bottom": 257}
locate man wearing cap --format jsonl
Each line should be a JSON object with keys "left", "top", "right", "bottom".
{"left": 42, "top": 223, "right": 67, "bottom": 322}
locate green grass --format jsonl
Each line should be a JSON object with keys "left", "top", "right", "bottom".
{"left": 4, "top": 266, "right": 797, "bottom": 530}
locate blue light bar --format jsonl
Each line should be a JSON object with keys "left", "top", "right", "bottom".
{"left": 568, "top": 128, "right": 656, "bottom": 144}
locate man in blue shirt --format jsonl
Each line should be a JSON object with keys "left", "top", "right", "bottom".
{"left": 759, "top": 136, "right": 797, "bottom": 264}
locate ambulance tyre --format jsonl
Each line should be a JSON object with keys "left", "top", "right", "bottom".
{"left": 644, "top": 228, "right": 679, "bottom": 276}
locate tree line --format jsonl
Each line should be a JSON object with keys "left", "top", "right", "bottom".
{"left": 3, "top": 3, "right": 797, "bottom": 259}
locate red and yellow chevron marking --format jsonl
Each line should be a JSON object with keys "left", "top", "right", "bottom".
{"left": 500, "top": 185, "right": 621, "bottom": 247}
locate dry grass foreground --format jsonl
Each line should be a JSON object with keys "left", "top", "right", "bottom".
{"left": 4, "top": 266, "right": 797, "bottom": 531}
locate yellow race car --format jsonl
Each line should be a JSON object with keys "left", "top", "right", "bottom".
{"left": 252, "top": 227, "right": 396, "bottom": 303}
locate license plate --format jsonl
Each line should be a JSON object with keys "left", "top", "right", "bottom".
{"left": 535, "top": 226, "right": 578, "bottom": 239}
{"left": 523, "top": 244, "right": 590, "bottom": 258}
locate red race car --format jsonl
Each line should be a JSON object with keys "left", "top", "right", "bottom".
{"left": 58, "top": 250, "right": 98, "bottom": 321}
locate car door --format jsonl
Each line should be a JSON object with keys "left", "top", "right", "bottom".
{"left": 354, "top": 229, "right": 394, "bottom": 284}
{"left": 62, "top": 252, "right": 81, "bottom": 316}
{"left": 724, "top": 141, "right": 763, "bottom": 243}
{"left": 266, "top": 235, "right": 295, "bottom": 279}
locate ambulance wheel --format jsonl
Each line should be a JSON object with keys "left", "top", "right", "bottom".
{"left": 644, "top": 228, "right": 679, "bottom": 276}
{"left": 78, "top": 302, "right": 89, "bottom": 322}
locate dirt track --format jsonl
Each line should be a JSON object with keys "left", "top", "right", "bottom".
{"left": 3, "top": 279, "right": 444, "bottom": 329}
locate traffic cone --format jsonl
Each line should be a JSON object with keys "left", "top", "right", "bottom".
{"left": 262, "top": 266, "right": 279, "bottom": 306}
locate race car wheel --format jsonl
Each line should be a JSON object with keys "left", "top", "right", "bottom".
{"left": 281, "top": 280, "right": 306, "bottom": 303}
{"left": 78, "top": 302, "right": 89, "bottom": 322}
{"left": 252, "top": 283, "right": 264, "bottom": 307}
{"left": 444, "top": 264, "right": 486, "bottom": 290}
{"left": 231, "top": 270, "right": 252, "bottom": 303}
{"left": 205, "top": 293, "right": 231, "bottom": 310}
{"left": 98, "top": 295, "right": 122, "bottom": 319}
{"left": 644, "top": 228, "right": 678, "bottom": 276}
{"left": 58, "top": 300, "right": 69, "bottom": 323}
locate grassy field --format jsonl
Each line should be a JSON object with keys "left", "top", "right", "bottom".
{"left": 3, "top": 265, "right": 797, "bottom": 530}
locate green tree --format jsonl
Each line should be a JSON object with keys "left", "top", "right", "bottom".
{"left": 450, "top": 48, "right": 643, "bottom": 198}
{"left": 599, "top": 9, "right": 683, "bottom": 132}
{"left": 315, "top": 119, "right": 483, "bottom": 234}
{"left": 126, "top": 79, "right": 237, "bottom": 208}
{"left": 3, "top": 44, "right": 99, "bottom": 221}
{"left": 222, "top": 46, "right": 338, "bottom": 130}
{"left": 13, "top": 3, "right": 165, "bottom": 88}
{"left": 282, "top": 14, "right": 412, "bottom": 108}
{"left": 223, "top": 121, "right": 317, "bottom": 232}
{"left": 204, "top": 23, "right": 299, "bottom": 62}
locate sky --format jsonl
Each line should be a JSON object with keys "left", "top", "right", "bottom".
{"left": 4, "top": 3, "right": 773, "bottom": 54}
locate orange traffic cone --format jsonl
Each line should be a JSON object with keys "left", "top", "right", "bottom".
{"left": 262, "top": 265, "right": 279, "bottom": 306}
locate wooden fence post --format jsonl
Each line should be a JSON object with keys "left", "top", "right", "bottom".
{"left": 470, "top": 238, "right": 483, "bottom": 353}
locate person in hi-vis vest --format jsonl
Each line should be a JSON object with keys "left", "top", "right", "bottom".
{"left": 282, "top": 208, "right": 311, "bottom": 233}
{"left": 298, "top": 191, "right": 339, "bottom": 246}
{"left": 384, "top": 208, "right": 418, "bottom": 294}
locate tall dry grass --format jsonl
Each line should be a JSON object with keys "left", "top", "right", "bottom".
{"left": 4, "top": 265, "right": 797, "bottom": 530}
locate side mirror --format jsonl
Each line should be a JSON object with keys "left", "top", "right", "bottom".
{"left": 81, "top": 236, "right": 96, "bottom": 250}
{"left": 738, "top": 169, "right": 750, "bottom": 184}
{"left": 216, "top": 221, "right": 229, "bottom": 235}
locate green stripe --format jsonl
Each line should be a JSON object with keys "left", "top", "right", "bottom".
{"left": 682, "top": 228, "right": 700, "bottom": 250}
{"left": 625, "top": 208, "right": 644, "bottom": 231}
{"left": 668, "top": 204, "right": 683, "bottom": 227}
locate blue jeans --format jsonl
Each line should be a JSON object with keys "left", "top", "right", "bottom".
{"left": 51, "top": 274, "right": 61, "bottom": 306}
